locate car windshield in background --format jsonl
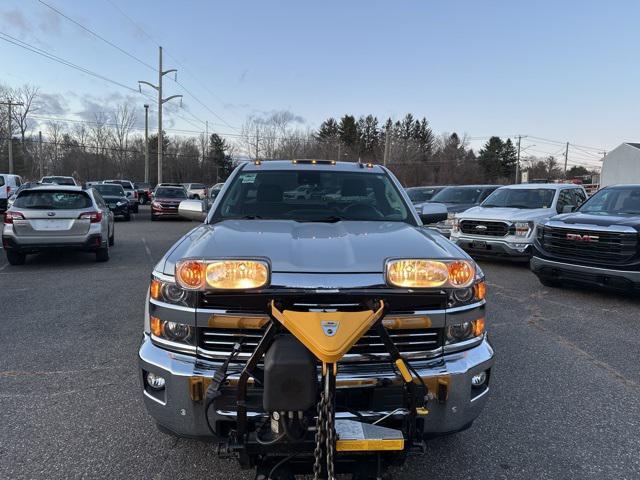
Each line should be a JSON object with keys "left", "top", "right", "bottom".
{"left": 106, "top": 180, "right": 133, "bottom": 189}
{"left": 406, "top": 187, "right": 441, "bottom": 203}
{"left": 482, "top": 188, "right": 555, "bottom": 209}
{"left": 95, "top": 185, "right": 125, "bottom": 197}
{"left": 42, "top": 176, "right": 75, "bottom": 186}
{"left": 13, "top": 190, "right": 92, "bottom": 209}
{"left": 155, "top": 188, "right": 187, "bottom": 198}
{"left": 431, "top": 187, "right": 482, "bottom": 204}
{"left": 214, "top": 170, "right": 410, "bottom": 222}
{"left": 579, "top": 187, "right": 640, "bottom": 215}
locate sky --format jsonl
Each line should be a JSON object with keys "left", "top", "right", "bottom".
{"left": 2, "top": 0, "right": 639, "bottom": 168}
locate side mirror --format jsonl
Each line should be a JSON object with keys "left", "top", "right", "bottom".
{"left": 562, "top": 205, "right": 575, "bottom": 213}
{"left": 178, "top": 199, "right": 207, "bottom": 222}
{"left": 419, "top": 203, "right": 448, "bottom": 225}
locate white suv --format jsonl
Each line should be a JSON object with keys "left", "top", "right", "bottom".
{"left": 0, "top": 173, "right": 23, "bottom": 212}
{"left": 450, "top": 183, "right": 588, "bottom": 260}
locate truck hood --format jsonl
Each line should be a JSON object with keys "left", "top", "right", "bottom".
{"left": 550, "top": 212, "right": 640, "bottom": 230}
{"left": 161, "top": 220, "right": 463, "bottom": 275}
{"left": 458, "top": 206, "right": 555, "bottom": 222}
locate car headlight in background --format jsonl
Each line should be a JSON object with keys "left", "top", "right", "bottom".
{"left": 176, "top": 259, "right": 270, "bottom": 290}
{"left": 117, "top": 200, "right": 126, "bottom": 207}
{"left": 386, "top": 259, "right": 476, "bottom": 289}
{"left": 513, "top": 221, "right": 533, "bottom": 237}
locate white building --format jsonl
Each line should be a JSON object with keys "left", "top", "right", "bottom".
{"left": 600, "top": 143, "right": 640, "bottom": 187}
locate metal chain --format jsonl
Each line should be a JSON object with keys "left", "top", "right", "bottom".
{"left": 313, "top": 383, "right": 326, "bottom": 480}
{"left": 325, "top": 372, "right": 336, "bottom": 480}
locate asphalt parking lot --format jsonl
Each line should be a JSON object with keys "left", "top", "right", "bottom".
{"left": 1, "top": 207, "right": 639, "bottom": 480}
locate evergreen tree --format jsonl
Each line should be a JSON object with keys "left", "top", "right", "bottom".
{"left": 357, "top": 115, "right": 379, "bottom": 157}
{"left": 478, "top": 136, "right": 505, "bottom": 181}
{"left": 338, "top": 115, "right": 359, "bottom": 147}
{"left": 315, "top": 118, "right": 339, "bottom": 142}
{"left": 500, "top": 138, "right": 518, "bottom": 179}
{"left": 412, "top": 117, "right": 434, "bottom": 159}
{"left": 208, "top": 133, "right": 233, "bottom": 181}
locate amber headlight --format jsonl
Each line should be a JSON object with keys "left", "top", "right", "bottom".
{"left": 176, "top": 259, "right": 270, "bottom": 290}
{"left": 386, "top": 259, "right": 475, "bottom": 288}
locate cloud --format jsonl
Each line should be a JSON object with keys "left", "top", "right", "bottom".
{"left": 238, "top": 69, "right": 249, "bottom": 84}
{"left": 38, "top": 8, "right": 61, "bottom": 35}
{"left": 37, "top": 92, "right": 68, "bottom": 115}
{"left": 1, "top": 9, "right": 29, "bottom": 32}
{"left": 252, "top": 109, "right": 306, "bottom": 126}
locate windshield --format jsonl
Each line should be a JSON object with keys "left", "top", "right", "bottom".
{"left": 95, "top": 185, "right": 125, "bottom": 197}
{"left": 406, "top": 187, "right": 441, "bottom": 203}
{"left": 42, "top": 176, "right": 75, "bottom": 186}
{"left": 431, "top": 187, "right": 483, "bottom": 204}
{"left": 214, "top": 169, "right": 410, "bottom": 222}
{"left": 579, "top": 187, "right": 640, "bottom": 215}
{"left": 14, "top": 190, "right": 92, "bottom": 209}
{"left": 155, "top": 188, "right": 187, "bottom": 198}
{"left": 482, "top": 188, "right": 555, "bottom": 209}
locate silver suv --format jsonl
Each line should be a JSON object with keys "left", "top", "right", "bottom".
{"left": 2, "top": 185, "right": 114, "bottom": 265}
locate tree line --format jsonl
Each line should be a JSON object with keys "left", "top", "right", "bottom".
{"left": 1, "top": 83, "right": 597, "bottom": 186}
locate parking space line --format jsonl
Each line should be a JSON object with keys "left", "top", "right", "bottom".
{"left": 141, "top": 237, "right": 153, "bottom": 262}
{"left": 0, "top": 263, "right": 8, "bottom": 272}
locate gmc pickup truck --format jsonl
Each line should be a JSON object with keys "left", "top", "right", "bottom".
{"left": 532, "top": 184, "right": 640, "bottom": 292}
{"left": 138, "top": 160, "right": 494, "bottom": 479}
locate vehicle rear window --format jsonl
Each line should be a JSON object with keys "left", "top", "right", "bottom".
{"left": 406, "top": 187, "right": 440, "bottom": 202}
{"left": 191, "top": 183, "right": 206, "bottom": 189}
{"left": 94, "top": 185, "right": 125, "bottom": 196}
{"left": 106, "top": 180, "right": 133, "bottom": 189}
{"left": 42, "top": 176, "right": 76, "bottom": 186}
{"left": 13, "top": 190, "right": 92, "bottom": 209}
{"left": 155, "top": 188, "right": 187, "bottom": 198}
{"left": 0, "top": 176, "right": 4, "bottom": 187}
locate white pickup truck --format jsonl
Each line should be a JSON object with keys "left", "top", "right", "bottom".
{"left": 450, "top": 183, "right": 588, "bottom": 260}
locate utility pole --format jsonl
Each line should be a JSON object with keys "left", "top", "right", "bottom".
{"left": 383, "top": 124, "right": 392, "bottom": 166}
{"left": 515, "top": 135, "right": 522, "bottom": 184}
{"left": 138, "top": 46, "right": 182, "bottom": 184}
{"left": 563, "top": 141, "right": 569, "bottom": 179}
{"left": 1, "top": 99, "right": 24, "bottom": 174}
{"left": 143, "top": 104, "right": 149, "bottom": 183}
{"left": 38, "top": 130, "right": 43, "bottom": 178}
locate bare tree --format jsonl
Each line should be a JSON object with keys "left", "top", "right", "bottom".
{"left": 12, "top": 85, "right": 40, "bottom": 143}
{"left": 112, "top": 104, "right": 136, "bottom": 175}
{"left": 46, "top": 121, "right": 65, "bottom": 172}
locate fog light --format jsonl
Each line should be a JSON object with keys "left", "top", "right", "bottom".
{"left": 471, "top": 371, "right": 487, "bottom": 388}
{"left": 146, "top": 372, "right": 166, "bottom": 390}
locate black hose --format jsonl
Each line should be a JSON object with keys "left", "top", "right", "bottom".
{"left": 267, "top": 452, "right": 300, "bottom": 480}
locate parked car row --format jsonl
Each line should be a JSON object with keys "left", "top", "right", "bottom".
{"left": 411, "top": 181, "right": 640, "bottom": 293}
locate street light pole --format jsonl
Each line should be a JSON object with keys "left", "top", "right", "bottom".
{"left": 143, "top": 104, "right": 149, "bottom": 183}
{"left": 138, "top": 46, "right": 182, "bottom": 184}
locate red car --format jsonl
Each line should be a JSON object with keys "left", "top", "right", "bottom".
{"left": 150, "top": 186, "right": 188, "bottom": 221}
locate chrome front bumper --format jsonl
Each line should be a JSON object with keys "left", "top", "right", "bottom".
{"left": 139, "top": 334, "right": 495, "bottom": 439}
{"left": 451, "top": 233, "right": 533, "bottom": 258}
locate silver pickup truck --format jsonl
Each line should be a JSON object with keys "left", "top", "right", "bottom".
{"left": 138, "top": 160, "right": 494, "bottom": 478}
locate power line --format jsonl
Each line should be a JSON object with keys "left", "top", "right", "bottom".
{"left": 0, "top": 31, "right": 140, "bottom": 94}
{"left": 37, "top": 0, "right": 156, "bottom": 72}
{"left": 104, "top": 0, "right": 240, "bottom": 132}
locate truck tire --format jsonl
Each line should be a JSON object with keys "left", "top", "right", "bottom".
{"left": 6, "top": 250, "right": 26, "bottom": 265}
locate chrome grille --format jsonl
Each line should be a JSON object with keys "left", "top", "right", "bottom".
{"left": 540, "top": 226, "right": 638, "bottom": 263}
{"left": 460, "top": 220, "right": 509, "bottom": 237}
{"left": 197, "top": 326, "right": 442, "bottom": 362}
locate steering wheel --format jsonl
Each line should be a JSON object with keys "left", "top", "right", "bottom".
{"left": 341, "top": 203, "right": 384, "bottom": 220}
